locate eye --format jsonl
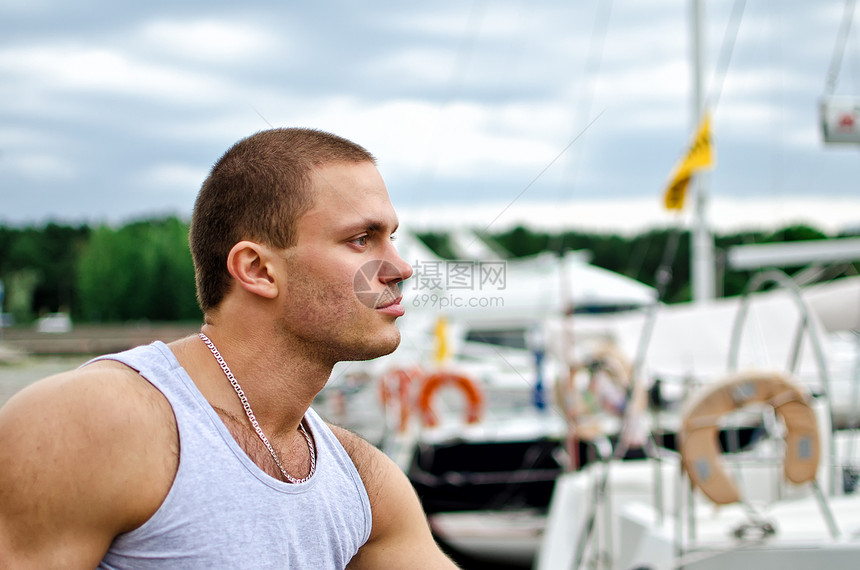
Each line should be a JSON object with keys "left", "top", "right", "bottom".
{"left": 351, "top": 235, "right": 369, "bottom": 247}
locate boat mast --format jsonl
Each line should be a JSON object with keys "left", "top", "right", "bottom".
{"left": 691, "top": 0, "right": 716, "bottom": 303}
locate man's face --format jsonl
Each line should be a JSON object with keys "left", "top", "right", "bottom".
{"left": 276, "top": 160, "right": 413, "bottom": 364}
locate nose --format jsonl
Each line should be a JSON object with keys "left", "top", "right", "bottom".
{"left": 379, "top": 242, "right": 413, "bottom": 285}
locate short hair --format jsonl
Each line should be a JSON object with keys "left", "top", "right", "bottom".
{"left": 189, "top": 128, "right": 376, "bottom": 313}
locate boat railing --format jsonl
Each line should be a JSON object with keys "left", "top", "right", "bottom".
{"left": 628, "top": 268, "right": 846, "bottom": 567}
{"left": 727, "top": 268, "right": 837, "bottom": 495}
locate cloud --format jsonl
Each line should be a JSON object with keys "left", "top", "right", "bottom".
{"left": 0, "top": 44, "right": 235, "bottom": 107}
{"left": 135, "top": 18, "right": 280, "bottom": 64}
{"left": 140, "top": 162, "right": 207, "bottom": 191}
{"left": 0, "top": 0, "right": 857, "bottom": 231}
{"left": 0, "top": 126, "right": 58, "bottom": 148}
{"left": 2, "top": 152, "right": 77, "bottom": 181}
{"left": 399, "top": 196, "right": 860, "bottom": 236}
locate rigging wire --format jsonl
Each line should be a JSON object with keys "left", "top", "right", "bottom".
{"left": 476, "top": 1, "right": 613, "bottom": 244}
{"left": 825, "top": 0, "right": 858, "bottom": 95}
{"left": 575, "top": 4, "right": 753, "bottom": 563}
{"left": 704, "top": 0, "right": 748, "bottom": 114}
{"left": 546, "top": 0, "right": 614, "bottom": 256}
{"left": 413, "top": 0, "right": 487, "bottom": 203}
{"left": 633, "top": 0, "right": 749, "bottom": 364}
{"left": 627, "top": 0, "right": 747, "bottom": 303}
{"left": 559, "top": 0, "right": 614, "bottom": 195}
{"left": 619, "top": 1, "right": 747, "bottom": 296}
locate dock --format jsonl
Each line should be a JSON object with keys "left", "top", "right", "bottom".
{"left": 0, "top": 322, "right": 201, "bottom": 357}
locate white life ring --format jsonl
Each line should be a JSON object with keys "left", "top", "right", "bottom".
{"left": 556, "top": 343, "right": 632, "bottom": 423}
{"left": 680, "top": 370, "right": 820, "bottom": 505}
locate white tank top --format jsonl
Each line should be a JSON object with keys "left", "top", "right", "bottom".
{"left": 93, "top": 341, "right": 372, "bottom": 569}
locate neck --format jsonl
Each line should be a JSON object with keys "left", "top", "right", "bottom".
{"left": 172, "top": 321, "right": 334, "bottom": 438}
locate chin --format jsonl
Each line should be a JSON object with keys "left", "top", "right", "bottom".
{"left": 363, "top": 331, "right": 402, "bottom": 360}
{"left": 346, "top": 328, "right": 402, "bottom": 362}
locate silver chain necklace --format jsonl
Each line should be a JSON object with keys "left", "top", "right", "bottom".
{"left": 199, "top": 332, "right": 316, "bottom": 484}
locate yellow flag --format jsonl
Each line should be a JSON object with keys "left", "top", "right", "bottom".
{"left": 433, "top": 316, "right": 449, "bottom": 364}
{"left": 663, "top": 113, "right": 715, "bottom": 211}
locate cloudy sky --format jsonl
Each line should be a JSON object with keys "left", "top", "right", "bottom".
{"left": 3, "top": 0, "right": 859, "bottom": 234}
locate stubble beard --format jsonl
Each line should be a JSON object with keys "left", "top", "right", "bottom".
{"left": 282, "top": 263, "right": 404, "bottom": 364}
{"left": 277, "top": 299, "right": 403, "bottom": 366}
{"left": 288, "top": 321, "right": 402, "bottom": 366}
{"left": 341, "top": 326, "right": 401, "bottom": 362}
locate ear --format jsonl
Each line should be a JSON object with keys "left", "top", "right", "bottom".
{"left": 225, "top": 241, "right": 279, "bottom": 300}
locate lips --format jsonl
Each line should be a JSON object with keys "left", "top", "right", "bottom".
{"left": 376, "top": 296, "right": 405, "bottom": 316}
{"left": 354, "top": 261, "right": 406, "bottom": 312}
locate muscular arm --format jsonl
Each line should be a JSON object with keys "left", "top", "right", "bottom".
{"left": 0, "top": 363, "right": 178, "bottom": 568}
{"left": 330, "top": 425, "right": 458, "bottom": 569}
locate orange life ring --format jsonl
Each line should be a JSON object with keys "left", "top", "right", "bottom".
{"left": 680, "top": 370, "right": 820, "bottom": 505}
{"left": 379, "top": 368, "right": 422, "bottom": 433}
{"left": 417, "top": 372, "right": 484, "bottom": 427}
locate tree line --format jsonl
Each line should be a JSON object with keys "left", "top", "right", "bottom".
{"left": 430, "top": 223, "right": 858, "bottom": 304}
{"left": 0, "top": 216, "right": 855, "bottom": 324}
{"left": 0, "top": 217, "right": 198, "bottom": 324}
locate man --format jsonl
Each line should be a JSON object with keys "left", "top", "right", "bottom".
{"left": 0, "top": 128, "right": 459, "bottom": 568}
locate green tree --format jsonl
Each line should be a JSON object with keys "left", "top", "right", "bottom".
{"left": 1, "top": 218, "right": 844, "bottom": 323}
{"left": 415, "top": 232, "right": 457, "bottom": 259}
{"left": 76, "top": 217, "right": 199, "bottom": 322}
{"left": 0, "top": 223, "right": 89, "bottom": 320}
{"left": 4, "top": 269, "right": 40, "bottom": 323}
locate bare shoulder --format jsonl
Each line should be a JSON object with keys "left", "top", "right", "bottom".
{"left": 0, "top": 359, "right": 178, "bottom": 566}
{"left": 327, "top": 423, "right": 458, "bottom": 569}
{"left": 327, "top": 424, "right": 407, "bottom": 509}
{"left": 328, "top": 424, "right": 388, "bottom": 484}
